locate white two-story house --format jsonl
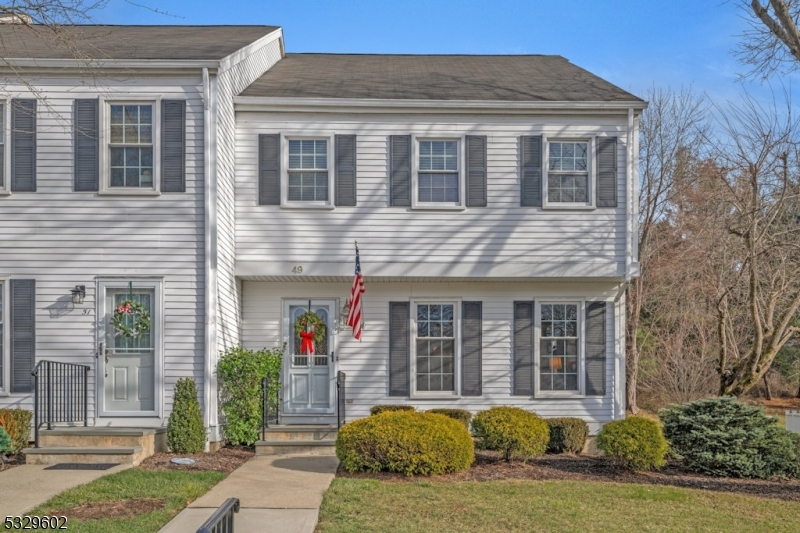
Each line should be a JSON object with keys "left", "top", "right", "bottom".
{"left": 0, "top": 23, "right": 642, "bottom": 458}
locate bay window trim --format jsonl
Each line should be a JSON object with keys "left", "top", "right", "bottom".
{"left": 280, "top": 133, "right": 335, "bottom": 209}
{"left": 97, "top": 97, "right": 162, "bottom": 196}
{"left": 534, "top": 299, "right": 587, "bottom": 398}
{"left": 409, "top": 298, "right": 462, "bottom": 399}
{"left": 411, "top": 135, "right": 466, "bottom": 210}
{"left": 542, "top": 135, "right": 596, "bottom": 210}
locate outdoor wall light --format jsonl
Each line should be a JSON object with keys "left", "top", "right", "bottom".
{"left": 338, "top": 299, "right": 351, "bottom": 329}
{"left": 71, "top": 285, "right": 86, "bottom": 305}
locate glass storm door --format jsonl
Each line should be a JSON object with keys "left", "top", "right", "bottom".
{"left": 102, "top": 287, "right": 157, "bottom": 413}
{"left": 284, "top": 300, "right": 336, "bottom": 414}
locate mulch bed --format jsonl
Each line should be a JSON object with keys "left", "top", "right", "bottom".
{"left": 0, "top": 453, "right": 25, "bottom": 473}
{"left": 338, "top": 451, "right": 800, "bottom": 502}
{"left": 55, "top": 498, "right": 165, "bottom": 520}
{"left": 137, "top": 445, "right": 254, "bottom": 473}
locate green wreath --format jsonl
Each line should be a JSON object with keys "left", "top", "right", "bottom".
{"left": 294, "top": 311, "right": 327, "bottom": 346}
{"left": 112, "top": 300, "right": 152, "bottom": 339}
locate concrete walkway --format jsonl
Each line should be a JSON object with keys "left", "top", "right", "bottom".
{"left": 0, "top": 463, "right": 130, "bottom": 516}
{"left": 159, "top": 454, "right": 339, "bottom": 533}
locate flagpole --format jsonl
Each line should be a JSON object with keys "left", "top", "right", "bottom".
{"left": 355, "top": 241, "right": 362, "bottom": 330}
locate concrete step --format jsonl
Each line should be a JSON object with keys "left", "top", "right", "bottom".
{"left": 23, "top": 446, "right": 146, "bottom": 466}
{"left": 262, "top": 425, "right": 338, "bottom": 442}
{"left": 39, "top": 427, "right": 165, "bottom": 450}
{"left": 255, "top": 440, "right": 337, "bottom": 456}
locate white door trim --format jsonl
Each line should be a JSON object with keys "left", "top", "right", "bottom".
{"left": 95, "top": 277, "right": 164, "bottom": 420}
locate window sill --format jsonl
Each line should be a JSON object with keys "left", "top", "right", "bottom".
{"left": 280, "top": 203, "right": 336, "bottom": 210}
{"left": 0, "top": 191, "right": 10, "bottom": 197}
{"left": 410, "top": 204, "right": 466, "bottom": 211}
{"left": 542, "top": 204, "right": 596, "bottom": 211}
{"left": 410, "top": 394, "right": 462, "bottom": 400}
{"left": 535, "top": 393, "right": 586, "bottom": 399}
{"left": 98, "top": 189, "right": 161, "bottom": 197}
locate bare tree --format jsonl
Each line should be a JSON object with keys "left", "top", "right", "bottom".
{"left": 738, "top": 0, "right": 800, "bottom": 79}
{"left": 0, "top": 1, "right": 107, "bottom": 25}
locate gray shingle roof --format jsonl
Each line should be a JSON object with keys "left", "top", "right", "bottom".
{"left": 239, "top": 53, "right": 642, "bottom": 102}
{"left": 0, "top": 25, "right": 280, "bottom": 60}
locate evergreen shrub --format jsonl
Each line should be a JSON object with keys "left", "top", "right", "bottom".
{"left": 167, "top": 378, "right": 206, "bottom": 454}
{"left": 369, "top": 405, "right": 415, "bottom": 416}
{"left": 0, "top": 408, "right": 32, "bottom": 452}
{"left": 546, "top": 417, "right": 589, "bottom": 454}
{"left": 426, "top": 408, "right": 472, "bottom": 429}
{"left": 471, "top": 406, "right": 549, "bottom": 462}
{"left": 596, "top": 416, "right": 668, "bottom": 471}
{"left": 0, "top": 426, "right": 13, "bottom": 454}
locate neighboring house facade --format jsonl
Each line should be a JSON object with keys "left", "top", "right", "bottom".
{"left": 0, "top": 24, "right": 643, "bottom": 445}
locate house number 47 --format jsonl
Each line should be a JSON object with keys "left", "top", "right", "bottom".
{"left": 292, "top": 266, "right": 303, "bottom": 274}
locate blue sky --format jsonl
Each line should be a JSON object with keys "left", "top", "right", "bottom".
{"left": 97, "top": 0, "right": 792, "bottom": 104}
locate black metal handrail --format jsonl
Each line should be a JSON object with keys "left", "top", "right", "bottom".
{"left": 197, "top": 498, "right": 240, "bottom": 533}
{"left": 261, "top": 375, "right": 280, "bottom": 439}
{"left": 337, "top": 371, "right": 346, "bottom": 428}
{"left": 32, "top": 360, "right": 90, "bottom": 448}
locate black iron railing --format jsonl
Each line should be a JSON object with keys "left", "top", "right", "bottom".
{"left": 32, "top": 360, "right": 90, "bottom": 448}
{"left": 196, "top": 498, "right": 240, "bottom": 533}
{"left": 261, "top": 375, "right": 280, "bottom": 439}
{"left": 337, "top": 371, "right": 346, "bottom": 428}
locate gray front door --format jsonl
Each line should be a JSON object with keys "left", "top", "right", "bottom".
{"left": 284, "top": 300, "right": 336, "bottom": 414}
{"left": 102, "top": 288, "right": 156, "bottom": 413}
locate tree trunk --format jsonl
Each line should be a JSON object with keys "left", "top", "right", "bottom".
{"left": 796, "top": 383, "right": 800, "bottom": 399}
{"left": 763, "top": 373, "right": 772, "bottom": 401}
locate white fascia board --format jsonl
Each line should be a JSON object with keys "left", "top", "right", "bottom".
{"left": 218, "top": 27, "right": 284, "bottom": 73}
{"left": 1, "top": 58, "right": 220, "bottom": 69}
{"left": 233, "top": 96, "right": 648, "bottom": 115}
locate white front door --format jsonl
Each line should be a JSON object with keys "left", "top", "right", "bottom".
{"left": 283, "top": 300, "right": 337, "bottom": 415}
{"left": 98, "top": 280, "right": 161, "bottom": 417}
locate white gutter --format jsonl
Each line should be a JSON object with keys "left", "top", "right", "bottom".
{"left": 1, "top": 58, "right": 220, "bottom": 69}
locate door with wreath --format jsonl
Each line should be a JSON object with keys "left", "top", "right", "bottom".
{"left": 283, "top": 300, "right": 336, "bottom": 414}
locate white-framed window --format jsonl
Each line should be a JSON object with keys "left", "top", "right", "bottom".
{"left": 100, "top": 100, "right": 160, "bottom": 194}
{"left": 0, "top": 280, "right": 7, "bottom": 394}
{"left": 536, "top": 301, "right": 583, "bottom": 396}
{"left": 0, "top": 102, "right": 8, "bottom": 195}
{"left": 544, "top": 139, "right": 594, "bottom": 208}
{"left": 413, "top": 137, "right": 465, "bottom": 209}
{"left": 411, "top": 301, "right": 460, "bottom": 396}
{"left": 282, "top": 136, "right": 334, "bottom": 207}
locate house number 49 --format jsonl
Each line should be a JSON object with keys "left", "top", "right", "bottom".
{"left": 292, "top": 266, "right": 303, "bottom": 274}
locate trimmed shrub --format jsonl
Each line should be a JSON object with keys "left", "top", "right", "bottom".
{"left": 659, "top": 396, "right": 799, "bottom": 479}
{"left": 0, "top": 408, "right": 32, "bottom": 452}
{"left": 426, "top": 408, "right": 472, "bottom": 430}
{"left": 546, "top": 417, "right": 589, "bottom": 454}
{"left": 596, "top": 416, "right": 668, "bottom": 471}
{"left": 471, "top": 406, "right": 549, "bottom": 462}
{"left": 167, "top": 378, "right": 206, "bottom": 454}
{"left": 217, "top": 345, "right": 282, "bottom": 446}
{"left": 337, "top": 411, "right": 474, "bottom": 476}
{"left": 0, "top": 426, "right": 13, "bottom": 454}
{"left": 369, "top": 405, "right": 415, "bottom": 416}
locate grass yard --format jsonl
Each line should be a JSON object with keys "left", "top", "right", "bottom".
{"left": 29, "top": 468, "right": 225, "bottom": 533}
{"left": 316, "top": 478, "right": 800, "bottom": 533}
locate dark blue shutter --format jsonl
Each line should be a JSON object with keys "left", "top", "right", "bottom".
{"left": 462, "top": 301, "right": 482, "bottom": 396}
{"left": 597, "top": 137, "right": 617, "bottom": 207}
{"left": 258, "top": 134, "right": 280, "bottom": 205}
{"left": 513, "top": 301, "right": 534, "bottom": 396}
{"left": 389, "top": 302, "right": 410, "bottom": 396}
{"left": 389, "top": 135, "right": 411, "bottom": 206}
{"left": 11, "top": 99, "right": 36, "bottom": 192}
{"left": 335, "top": 134, "right": 357, "bottom": 206}
{"left": 520, "top": 135, "right": 542, "bottom": 207}
{"left": 10, "top": 280, "right": 35, "bottom": 393}
{"left": 74, "top": 99, "right": 99, "bottom": 191}
{"left": 161, "top": 100, "right": 186, "bottom": 193}
{"left": 466, "top": 135, "right": 487, "bottom": 207}
{"left": 585, "top": 302, "right": 608, "bottom": 396}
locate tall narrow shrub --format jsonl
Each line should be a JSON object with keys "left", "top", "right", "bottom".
{"left": 167, "top": 378, "right": 206, "bottom": 454}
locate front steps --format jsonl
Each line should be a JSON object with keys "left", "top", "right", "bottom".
{"left": 256, "top": 425, "right": 337, "bottom": 456}
{"left": 23, "top": 427, "right": 167, "bottom": 466}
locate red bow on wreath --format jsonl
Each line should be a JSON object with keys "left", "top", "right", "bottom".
{"left": 299, "top": 330, "right": 315, "bottom": 355}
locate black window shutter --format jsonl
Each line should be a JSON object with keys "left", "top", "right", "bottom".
{"left": 597, "top": 137, "right": 617, "bottom": 207}
{"left": 585, "top": 302, "right": 608, "bottom": 396}
{"left": 466, "top": 135, "right": 487, "bottom": 207}
{"left": 11, "top": 99, "right": 36, "bottom": 192}
{"left": 389, "top": 135, "right": 411, "bottom": 206}
{"left": 258, "top": 134, "right": 280, "bottom": 205}
{"left": 161, "top": 100, "right": 186, "bottom": 193}
{"left": 462, "top": 301, "right": 483, "bottom": 396}
{"left": 74, "top": 99, "right": 99, "bottom": 192}
{"left": 520, "top": 135, "right": 542, "bottom": 207}
{"left": 513, "top": 301, "right": 534, "bottom": 396}
{"left": 335, "top": 134, "right": 357, "bottom": 206}
{"left": 10, "top": 279, "right": 35, "bottom": 393}
{"left": 389, "top": 301, "right": 410, "bottom": 396}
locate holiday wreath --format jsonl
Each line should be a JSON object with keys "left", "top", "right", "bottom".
{"left": 112, "top": 300, "right": 152, "bottom": 339}
{"left": 293, "top": 311, "right": 327, "bottom": 354}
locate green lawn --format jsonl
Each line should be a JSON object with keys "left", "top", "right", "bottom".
{"left": 29, "top": 468, "right": 225, "bottom": 533}
{"left": 316, "top": 478, "right": 800, "bottom": 533}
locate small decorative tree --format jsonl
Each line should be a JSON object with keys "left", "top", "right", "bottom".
{"left": 167, "top": 378, "right": 206, "bottom": 454}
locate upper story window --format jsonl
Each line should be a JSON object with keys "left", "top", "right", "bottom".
{"left": 109, "top": 105, "right": 154, "bottom": 189}
{"left": 413, "top": 302, "right": 459, "bottom": 396}
{"left": 0, "top": 103, "right": 6, "bottom": 195}
{"left": 288, "top": 139, "right": 328, "bottom": 202}
{"left": 418, "top": 140, "right": 459, "bottom": 203}
{"left": 545, "top": 140, "right": 593, "bottom": 207}
{"left": 0, "top": 281, "right": 5, "bottom": 393}
{"left": 539, "top": 303, "right": 580, "bottom": 393}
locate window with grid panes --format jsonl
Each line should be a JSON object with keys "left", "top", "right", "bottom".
{"left": 109, "top": 104, "right": 154, "bottom": 188}
{"left": 540, "top": 303, "right": 580, "bottom": 392}
{"left": 0, "top": 282, "right": 4, "bottom": 390}
{"left": 415, "top": 303, "right": 456, "bottom": 392}
{"left": 418, "top": 140, "right": 459, "bottom": 203}
{"left": 288, "top": 139, "right": 329, "bottom": 202}
{"left": 547, "top": 141, "right": 589, "bottom": 204}
{"left": 0, "top": 104, "right": 5, "bottom": 190}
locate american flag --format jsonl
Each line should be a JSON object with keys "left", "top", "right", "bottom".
{"left": 347, "top": 244, "right": 365, "bottom": 340}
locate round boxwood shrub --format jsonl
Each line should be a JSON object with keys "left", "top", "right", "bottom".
{"left": 546, "top": 417, "right": 589, "bottom": 454}
{"left": 167, "top": 378, "right": 206, "bottom": 454}
{"left": 471, "top": 406, "right": 549, "bottom": 462}
{"left": 369, "top": 405, "right": 415, "bottom": 416}
{"left": 336, "top": 411, "right": 474, "bottom": 476}
{"left": 659, "top": 396, "right": 799, "bottom": 479}
{"left": 426, "top": 408, "right": 472, "bottom": 430}
{"left": 596, "top": 416, "right": 668, "bottom": 471}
